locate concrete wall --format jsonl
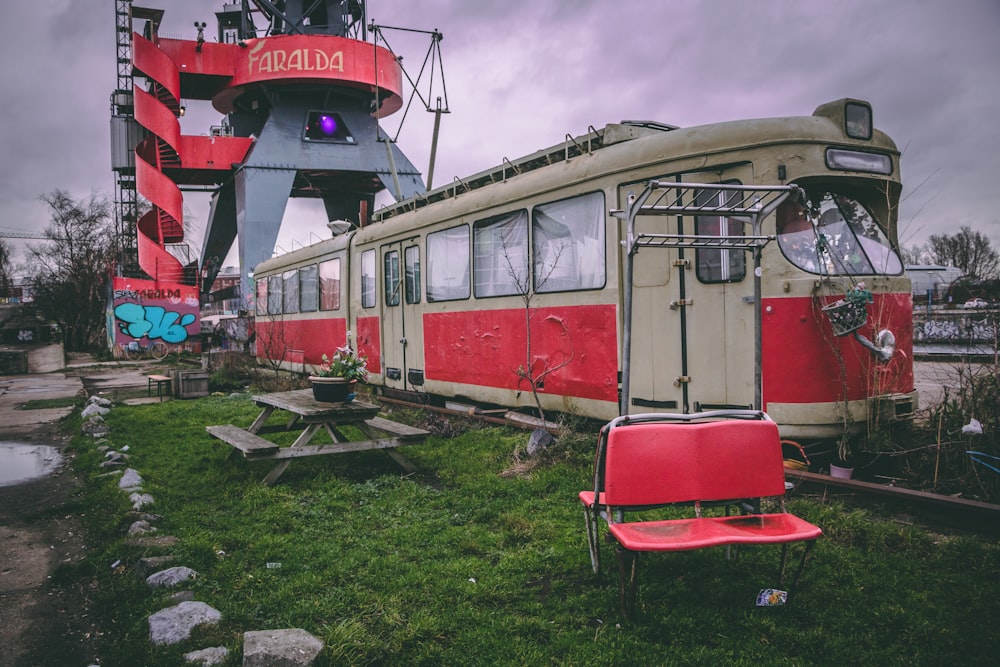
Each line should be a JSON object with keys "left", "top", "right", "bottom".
{"left": 0, "top": 344, "right": 65, "bottom": 375}
{"left": 27, "top": 343, "right": 66, "bottom": 374}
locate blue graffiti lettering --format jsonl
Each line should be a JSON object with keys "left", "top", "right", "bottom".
{"left": 114, "top": 303, "right": 196, "bottom": 344}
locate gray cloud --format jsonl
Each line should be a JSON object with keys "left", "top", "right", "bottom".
{"left": 2, "top": 0, "right": 997, "bottom": 264}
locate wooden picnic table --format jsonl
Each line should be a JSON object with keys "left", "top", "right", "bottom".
{"left": 206, "top": 389, "right": 429, "bottom": 485}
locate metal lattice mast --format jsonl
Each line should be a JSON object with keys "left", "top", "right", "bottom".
{"left": 110, "top": 0, "right": 139, "bottom": 277}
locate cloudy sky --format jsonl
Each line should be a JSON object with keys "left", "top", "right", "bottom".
{"left": 2, "top": 0, "right": 998, "bottom": 269}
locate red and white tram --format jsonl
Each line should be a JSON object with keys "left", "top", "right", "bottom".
{"left": 253, "top": 98, "right": 916, "bottom": 439}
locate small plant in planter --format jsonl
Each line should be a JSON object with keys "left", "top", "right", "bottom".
{"left": 310, "top": 346, "right": 368, "bottom": 402}
{"left": 316, "top": 346, "right": 369, "bottom": 382}
{"left": 845, "top": 282, "right": 873, "bottom": 305}
{"left": 830, "top": 433, "right": 858, "bottom": 479}
{"left": 822, "top": 282, "right": 872, "bottom": 336}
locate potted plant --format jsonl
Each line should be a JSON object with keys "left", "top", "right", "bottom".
{"left": 821, "top": 281, "right": 872, "bottom": 336}
{"left": 309, "top": 345, "right": 368, "bottom": 402}
{"left": 829, "top": 434, "right": 855, "bottom": 479}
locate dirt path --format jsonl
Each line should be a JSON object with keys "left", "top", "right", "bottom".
{"left": 0, "top": 356, "right": 159, "bottom": 666}
{"left": 0, "top": 400, "right": 89, "bottom": 667}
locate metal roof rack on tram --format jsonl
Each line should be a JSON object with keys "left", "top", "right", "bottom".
{"left": 612, "top": 181, "right": 805, "bottom": 417}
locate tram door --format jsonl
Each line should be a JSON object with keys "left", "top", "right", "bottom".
{"left": 620, "top": 172, "right": 756, "bottom": 414}
{"left": 379, "top": 240, "right": 425, "bottom": 392}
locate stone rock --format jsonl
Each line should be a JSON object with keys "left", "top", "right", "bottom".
{"left": 81, "top": 416, "right": 109, "bottom": 437}
{"left": 148, "top": 600, "right": 222, "bottom": 645}
{"left": 87, "top": 396, "right": 113, "bottom": 408}
{"left": 137, "top": 555, "right": 177, "bottom": 577}
{"left": 127, "top": 535, "right": 179, "bottom": 549}
{"left": 81, "top": 402, "right": 110, "bottom": 418}
{"left": 130, "top": 492, "right": 155, "bottom": 510}
{"left": 100, "top": 459, "right": 127, "bottom": 468}
{"left": 171, "top": 590, "right": 196, "bottom": 603}
{"left": 243, "top": 628, "right": 324, "bottom": 667}
{"left": 119, "top": 468, "right": 144, "bottom": 491}
{"left": 526, "top": 428, "right": 555, "bottom": 457}
{"left": 147, "top": 566, "right": 199, "bottom": 588}
{"left": 105, "top": 450, "right": 128, "bottom": 461}
{"left": 183, "top": 646, "right": 229, "bottom": 666}
{"left": 127, "top": 520, "right": 156, "bottom": 537}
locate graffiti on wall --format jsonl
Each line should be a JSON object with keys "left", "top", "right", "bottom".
{"left": 109, "top": 276, "right": 200, "bottom": 350}
{"left": 114, "top": 303, "right": 196, "bottom": 343}
{"left": 913, "top": 312, "right": 998, "bottom": 343}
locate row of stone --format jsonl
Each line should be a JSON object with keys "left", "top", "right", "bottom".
{"left": 82, "top": 395, "right": 325, "bottom": 666}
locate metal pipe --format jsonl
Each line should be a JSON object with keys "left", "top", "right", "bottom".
{"left": 382, "top": 138, "right": 403, "bottom": 200}
{"left": 426, "top": 97, "right": 443, "bottom": 190}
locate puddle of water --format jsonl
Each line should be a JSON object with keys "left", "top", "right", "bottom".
{"left": 0, "top": 443, "right": 62, "bottom": 486}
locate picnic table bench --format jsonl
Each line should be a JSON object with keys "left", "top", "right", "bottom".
{"left": 206, "top": 389, "right": 430, "bottom": 485}
{"left": 580, "top": 410, "right": 822, "bottom": 617}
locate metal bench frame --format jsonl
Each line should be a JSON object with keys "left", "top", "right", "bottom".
{"left": 579, "top": 410, "right": 822, "bottom": 617}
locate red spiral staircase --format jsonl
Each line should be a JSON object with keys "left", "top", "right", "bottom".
{"left": 132, "top": 33, "right": 188, "bottom": 283}
{"left": 123, "top": 6, "right": 404, "bottom": 292}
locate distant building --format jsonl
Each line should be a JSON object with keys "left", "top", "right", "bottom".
{"left": 907, "top": 265, "right": 963, "bottom": 303}
{"left": 0, "top": 277, "right": 35, "bottom": 304}
{"left": 203, "top": 266, "right": 242, "bottom": 317}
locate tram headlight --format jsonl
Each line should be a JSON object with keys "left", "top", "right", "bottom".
{"left": 875, "top": 329, "right": 896, "bottom": 362}
{"left": 825, "top": 148, "right": 892, "bottom": 175}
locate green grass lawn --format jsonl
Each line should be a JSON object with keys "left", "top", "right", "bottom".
{"left": 60, "top": 395, "right": 1000, "bottom": 666}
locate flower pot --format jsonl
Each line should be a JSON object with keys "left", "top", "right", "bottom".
{"left": 309, "top": 376, "right": 355, "bottom": 403}
{"left": 829, "top": 463, "right": 854, "bottom": 479}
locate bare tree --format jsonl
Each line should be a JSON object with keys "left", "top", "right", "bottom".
{"left": 0, "top": 239, "right": 13, "bottom": 296}
{"left": 927, "top": 226, "right": 1000, "bottom": 280}
{"left": 901, "top": 242, "right": 933, "bottom": 266}
{"left": 25, "top": 190, "right": 116, "bottom": 350}
{"left": 497, "top": 232, "right": 574, "bottom": 424}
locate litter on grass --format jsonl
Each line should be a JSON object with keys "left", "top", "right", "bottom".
{"left": 756, "top": 588, "right": 788, "bottom": 606}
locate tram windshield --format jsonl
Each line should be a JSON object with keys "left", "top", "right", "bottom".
{"left": 776, "top": 191, "right": 902, "bottom": 275}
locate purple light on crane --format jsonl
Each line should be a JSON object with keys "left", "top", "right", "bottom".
{"left": 319, "top": 114, "right": 337, "bottom": 136}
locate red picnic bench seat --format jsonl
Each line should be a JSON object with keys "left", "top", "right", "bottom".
{"left": 579, "top": 410, "right": 822, "bottom": 617}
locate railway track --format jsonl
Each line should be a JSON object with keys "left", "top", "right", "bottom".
{"left": 785, "top": 469, "right": 1000, "bottom": 536}
{"left": 379, "top": 392, "right": 1000, "bottom": 536}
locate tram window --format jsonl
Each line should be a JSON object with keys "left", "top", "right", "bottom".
{"left": 256, "top": 279, "right": 267, "bottom": 316}
{"left": 532, "top": 191, "right": 606, "bottom": 293}
{"left": 266, "top": 275, "right": 282, "bottom": 315}
{"left": 361, "top": 250, "right": 376, "bottom": 308}
{"left": 776, "top": 201, "right": 822, "bottom": 272}
{"left": 299, "top": 264, "right": 318, "bottom": 313}
{"left": 695, "top": 188, "right": 746, "bottom": 283}
{"left": 777, "top": 192, "right": 903, "bottom": 276}
{"left": 405, "top": 245, "right": 421, "bottom": 304}
{"left": 282, "top": 269, "right": 299, "bottom": 314}
{"left": 319, "top": 258, "right": 341, "bottom": 310}
{"left": 384, "top": 250, "right": 401, "bottom": 306}
{"left": 474, "top": 210, "right": 528, "bottom": 297}
{"left": 427, "top": 225, "right": 470, "bottom": 301}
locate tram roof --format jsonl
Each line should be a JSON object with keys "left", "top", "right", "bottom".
{"left": 373, "top": 121, "right": 677, "bottom": 222}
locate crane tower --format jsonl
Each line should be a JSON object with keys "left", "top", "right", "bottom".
{"left": 111, "top": 0, "right": 424, "bottom": 304}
